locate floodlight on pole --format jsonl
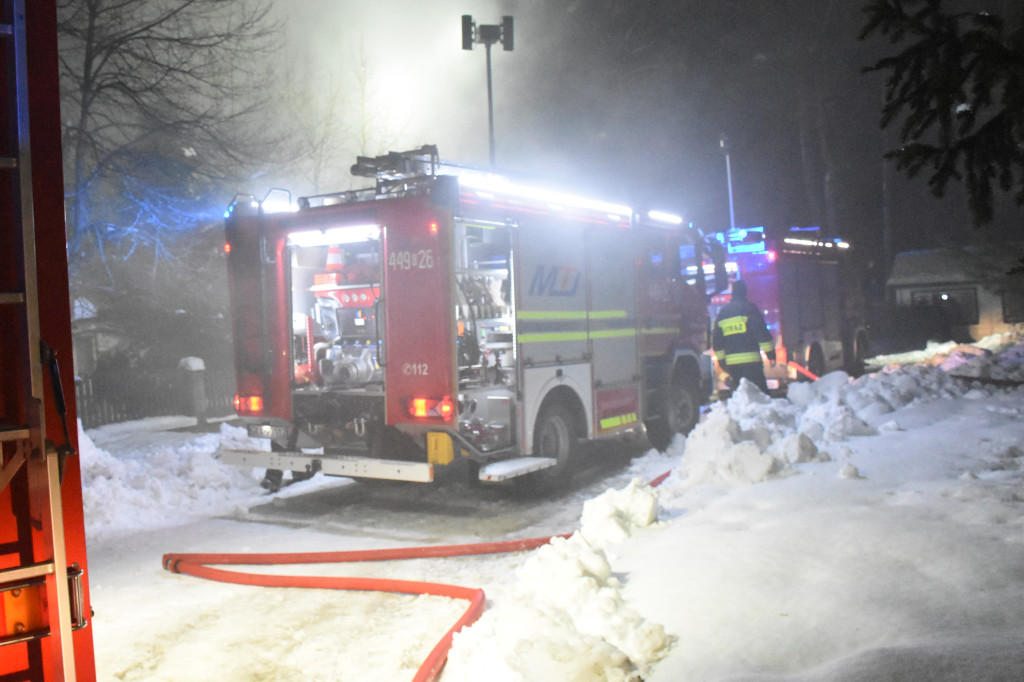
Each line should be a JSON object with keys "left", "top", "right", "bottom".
{"left": 462, "top": 15, "right": 513, "bottom": 167}
{"left": 720, "top": 134, "right": 736, "bottom": 230}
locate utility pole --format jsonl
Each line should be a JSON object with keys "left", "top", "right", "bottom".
{"left": 720, "top": 134, "right": 736, "bottom": 230}
{"left": 462, "top": 15, "right": 514, "bottom": 167}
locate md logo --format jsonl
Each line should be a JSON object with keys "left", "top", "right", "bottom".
{"left": 529, "top": 264, "right": 581, "bottom": 297}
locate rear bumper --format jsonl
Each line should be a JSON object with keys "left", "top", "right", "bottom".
{"left": 218, "top": 447, "right": 434, "bottom": 483}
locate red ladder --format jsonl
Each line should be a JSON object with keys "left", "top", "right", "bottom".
{"left": 0, "top": 1, "right": 86, "bottom": 679}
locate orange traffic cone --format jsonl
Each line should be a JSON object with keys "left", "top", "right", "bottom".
{"left": 326, "top": 245, "right": 343, "bottom": 271}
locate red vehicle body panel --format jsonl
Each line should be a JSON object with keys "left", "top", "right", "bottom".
{"left": 379, "top": 201, "right": 456, "bottom": 425}
{"left": 0, "top": 1, "right": 96, "bottom": 678}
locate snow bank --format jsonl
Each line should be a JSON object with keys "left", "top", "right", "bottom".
{"left": 867, "top": 330, "right": 1024, "bottom": 380}
{"left": 445, "top": 480, "right": 671, "bottom": 681}
{"left": 82, "top": 336, "right": 1024, "bottom": 681}
{"left": 658, "top": 357, "right": 1004, "bottom": 501}
{"left": 79, "top": 422, "right": 256, "bottom": 539}
{"left": 449, "top": 341, "right": 1024, "bottom": 680}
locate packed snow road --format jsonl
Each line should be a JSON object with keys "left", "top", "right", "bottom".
{"left": 82, "top": 422, "right": 654, "bottom": 681}
{"left": 232, "top": 439, "right": 645, "bottom": 543}
{"left": 81, "top": 333, "right": 1024, "bottom": 681}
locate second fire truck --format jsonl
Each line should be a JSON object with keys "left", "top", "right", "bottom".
{"left": 708, "top": 226, "right": 870, "bottom": 393}
{"left": 220, "top": 146, "right": 725, "bottom": 488}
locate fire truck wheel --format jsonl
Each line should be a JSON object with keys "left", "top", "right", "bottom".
{"left": 530, "top": 403, "right": 578, "bottom": 489}
{"left": 848, "top": 330, "right": 869, "bottom": 377}
{"left": 647, "top": 377, "right": 699, "bottom": 451}
{"left": 808, "top": 344, "right": 826, "bottom": 380}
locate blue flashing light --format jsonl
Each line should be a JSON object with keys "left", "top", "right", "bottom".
{"left": 720, "top": 226, "right": 766, "bottom": 255}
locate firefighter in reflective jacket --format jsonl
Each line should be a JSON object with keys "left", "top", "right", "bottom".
{"left": 713, "top": 279, "right": 775, "bottom": 393}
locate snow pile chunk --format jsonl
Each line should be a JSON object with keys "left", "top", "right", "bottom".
{"left": 725, "top": 380, "right": 801, "bottom": 449}
{"left": 446, "top": 479, "right": 671, "bottom": 681}
{"left": 580, "top": 478, "right": 658, "bottom": 545}
{"left": 659, "top": 363, "right": 981, "bottom": 499}
{"left": 773, "top": 432, "right": 828, "bottom": 464}
{"left": 218, "top": 421, "right": 272, "bottom": 451}
{"left": 838, "top": 463, "right": 863, "bottom": 479}
{"left": 666, "top": 402, "right": 794, "bottom": 492}
{"left": 447, "top": 532, "right": 673, "bottom": 682}
{"left": 951, "top": 341, "right": 1024, "bottom": 381}
{"left": 654, "top": 339, "right": 1024, "bottom": 501}
{"left": 866, "top": 331, "right": 1024, "bottom": 381}
{"left": 79, "top": 420, "right": 256, "bottom": 538}
{"left": 800, "top": 399, "right": 877, "bottom": 442}
{"left": 518, "top": 535, "right": 672, "bottom": 673}
{"left": 445, "top": 596, "right": 634, "bottom": 682}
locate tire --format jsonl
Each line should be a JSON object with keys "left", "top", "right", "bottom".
{"left": 850, "top": 331, "right": 869, "bottom": 377}
{"left": 807, "top": 344, "right": 826, "bottom": 380}
{"left": 664, "top": 376, "right": 700, "bottom": 436}
{"left": 523, "top": 402, "right": 578, "bottom": 492}
{"left": 647, "top": 368, "right": 701, "bottom": 452}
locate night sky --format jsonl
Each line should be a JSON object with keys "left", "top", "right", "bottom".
{"left": 271, "top": 0, "right": 1022, "bottom": 280}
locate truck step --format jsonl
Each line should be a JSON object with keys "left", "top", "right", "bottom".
{"left": 220, "top": 448, "right": 434, "bottom": 483}
{"left": 478, "top": 457, "right": 556, "bottom": 482}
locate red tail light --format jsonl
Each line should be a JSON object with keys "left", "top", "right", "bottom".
{"left": 406, "top": 396, "right": 455, "bottom": 421}
{"left": 410, "top": 398, "right": 429, "bottom": 418}
{"left": 439, "top": 397, "right": 454, "bottom": 420}
{"left": 234, "top": 394, "right": 264, "bottom": 414}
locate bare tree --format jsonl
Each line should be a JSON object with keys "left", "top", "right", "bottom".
{"left": 58, "top": 0, "right": 281, "bottom": 285}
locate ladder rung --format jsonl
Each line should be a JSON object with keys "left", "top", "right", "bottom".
{"left": 0, "top": 424, "right": 30, "bottom": 442}
{"left": 0, "top": 562, "right": 54, "bottom": 587}
{"left": 0, "top": 23, "right": 11, "bottom": 37}
{"left": 0, "top": 292, "right": 26, "bottom": 305}
{"left": 0, "top": 157, "right": 16, "bottom": 169}
{"left": 0, "top": 564, "right": 87, "bottom": 648}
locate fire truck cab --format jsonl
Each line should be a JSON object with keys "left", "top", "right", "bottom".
{"left": 220, "top": 146, "right": 720, "bottom": 488}
{"left": 709, "top": 226, "right": 870, "bottom": 393}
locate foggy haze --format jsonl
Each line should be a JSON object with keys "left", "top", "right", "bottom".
{"left": 256, "top": 1, "right": 1022, "bottom": 269}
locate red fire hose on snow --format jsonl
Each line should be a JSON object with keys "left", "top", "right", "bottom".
{"left": 162, "top": 534, "right": 572, "bottom": 681}
{"left": 162, "top": 472, "right": 672, "bottom": 681}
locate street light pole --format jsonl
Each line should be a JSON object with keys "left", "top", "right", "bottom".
{"left": 462, "top": 15, "right": 513, "bottom": 168}
{"left": 485, "top": 40, "right": 495, "bottom": 165}
{"left": 720, "top": 134, "right": 736, "bottom": 230}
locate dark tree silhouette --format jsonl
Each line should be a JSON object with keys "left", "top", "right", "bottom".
{"left": 58, "top": 0, "right": 281, "bottom": 286}
{"left": 861, "top": 0, "right": 1024, "bottom": 225}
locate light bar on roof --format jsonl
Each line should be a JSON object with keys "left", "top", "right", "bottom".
{"left": 647, "top": 210, "right": 683, "bottom": 225}
{"left": 784, "top": 237, "right": 850, "bottom": 249}
{"left": 460, "top": 173, "right": 631, "bottom": 220}
{"left": 260, "top": 188, "right": 298, "bottom": 214}
{"left": 287, "top": 224, "right": 380, "bottom": 247}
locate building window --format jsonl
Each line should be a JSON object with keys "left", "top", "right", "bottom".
{"left": 910, "top": 287, "right": 978, "bottom": 325}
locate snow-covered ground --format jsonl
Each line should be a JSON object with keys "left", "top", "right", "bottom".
{"left": 82, "top": 332, "right": 1024, "bottom": 681}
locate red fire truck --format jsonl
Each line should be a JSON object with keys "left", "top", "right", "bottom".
{"left": 708, "top": 226, "right": 870, "bottom": 393}
{"left": 220, "top": 146, "right": 724, "bottom": 488}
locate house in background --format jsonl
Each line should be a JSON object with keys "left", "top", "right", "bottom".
{"left": 70, "top": 296, "right": 133, "bottom": 378}
{"left": 886, "top": 245, "right": 1024, "bottom": 342}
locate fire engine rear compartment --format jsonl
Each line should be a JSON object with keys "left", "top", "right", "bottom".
{"left": 288, "top": 228, "right": 386, "bottom": 453}
{"left": 285, "top": 212, "right": 522, "bottom": 461}
{"left": 224, "top": 193, "right": 539, "bottom": 483}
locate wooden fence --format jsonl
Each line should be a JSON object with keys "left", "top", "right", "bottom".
{"left": 75, "top": 365, "right": 236, "bottom": 430}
